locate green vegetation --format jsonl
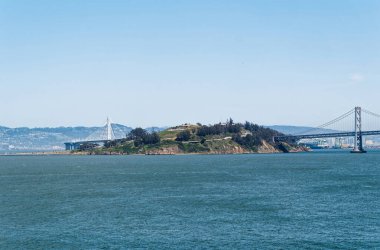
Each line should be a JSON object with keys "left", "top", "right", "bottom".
{"left": 126, "top": 128, "right": 160, "bottom": 146}
{"left": 78, "top": 119, "right": 304, "bottom": 155}
{"left": 178, "top": 142, "right": 210, "bottom": 153}
{"left": 176, "top": 130, "right": 191, "bottom": 141}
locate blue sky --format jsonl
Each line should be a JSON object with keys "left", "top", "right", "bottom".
{"left": 0, "top": 0, "right": 379, "bottom": 128}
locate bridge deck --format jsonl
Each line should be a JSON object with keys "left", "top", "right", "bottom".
{"left": 274, "top": 130, "right": 380, "bottom": 142}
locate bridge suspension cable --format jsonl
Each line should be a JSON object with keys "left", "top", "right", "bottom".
{"left": 85, "top": 117, "right": 116, "bottom": 141}
{"left": 362, "top": 109, "right": 380, "bottom": 118}
{"left": 294, "top": 108, "right": 355, "bottom": 135}
{"left": 313, "top": 108, "right": 354, "bottom": 130}
{"left": 361, "top": 109, "right": 380, "bottom": 131}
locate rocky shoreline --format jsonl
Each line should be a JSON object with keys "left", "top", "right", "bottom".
{"left": 0, "top": 140, "right": 309, "bottom": 156}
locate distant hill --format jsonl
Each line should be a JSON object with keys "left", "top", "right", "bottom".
{"left": 267, "top": 125, "right": 338, "bottom": 135}
{"left": 0, "top": 124, "right": 166, "bottom": 151}
{"left": 145, "top": 126, "right": 169, "bottom": 133}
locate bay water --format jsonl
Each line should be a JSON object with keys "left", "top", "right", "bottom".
{"left": 0, "top": 151, "right": 379, "bottom": 249}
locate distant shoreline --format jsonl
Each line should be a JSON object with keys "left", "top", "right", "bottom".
{"left": 0, "top": 151, "right": 73, "bottom": 156}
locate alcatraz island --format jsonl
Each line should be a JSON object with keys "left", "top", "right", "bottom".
{"left": 72, "top": 119, "right": 307, "bottom": 155}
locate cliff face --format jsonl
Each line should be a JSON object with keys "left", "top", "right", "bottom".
{"left": 145, "top": 145, "right": 248, "bottom": 155}
{"left": 142, "top": 140, "right": 307, "bottom": 155}
{"left": 145, "top": 146, "right": 181, "bottom": 155}
{"left": 257, "top": 140, "right": 280, "bottom": 153}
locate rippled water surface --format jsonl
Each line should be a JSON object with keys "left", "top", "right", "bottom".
{"left": 0, "top": 151, "right": 379, "bottom": 249}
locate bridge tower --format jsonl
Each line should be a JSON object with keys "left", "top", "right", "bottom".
{"left": 106, "top": 117, "right": 114, "bottom": 140}
{"left": 351, "top": 107, "right": 366, "bottom": 153}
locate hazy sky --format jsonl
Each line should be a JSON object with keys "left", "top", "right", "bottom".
{"left": 0, "top": 0, "right": 379, "bottom": 128}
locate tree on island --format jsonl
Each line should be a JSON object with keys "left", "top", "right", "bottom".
{"left": 176, "top": 130, "right": 191, "bottom": 141}
{"left": 127, "top": 128, "right": 160, "bottom": 146}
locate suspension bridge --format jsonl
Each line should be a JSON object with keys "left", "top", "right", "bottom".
{"left": 64, "top": 118, "right": 118, "bottom": 150}
{"left": 65, "top": 107, "right": 380, "bottom": 153}
{"left": 274, "top": 107, "right": 380, "bottom": 153}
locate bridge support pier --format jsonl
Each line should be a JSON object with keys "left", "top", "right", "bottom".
{"left": 351, "top": 107, "right": 366, "bottom": 153}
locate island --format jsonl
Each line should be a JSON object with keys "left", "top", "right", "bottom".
{"left": 73, "top": 119, "right": 308, "bottom": 155}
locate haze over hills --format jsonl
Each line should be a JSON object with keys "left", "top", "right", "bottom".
{"left": 266, "top": 125, "right": 338, "bottom": 135}
{"left": 0, "top": 124, "right": 166, "bottom": 151}
{"left": 267, "top": 125, "right": 319, "bottom": 135}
